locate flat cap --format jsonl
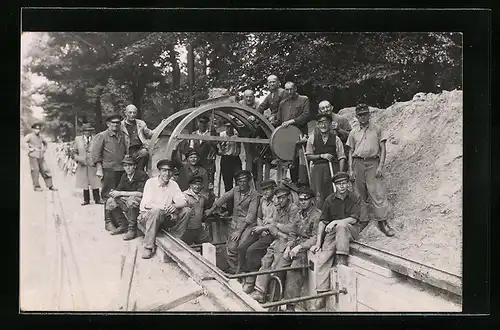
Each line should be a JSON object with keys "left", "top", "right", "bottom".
{"left": 197, "top": 115, "right": 209, "bottom": 122}
{"left": 81, "top": 123, "right": 95, "bottom": 131}
{"left": 156, "top": 159, "right": 176, "bottom": 170}
{"left": 316, "top": 113, "right": 332, "bottom": 122}
{"left": 355, "top": 103, "right": 370, "bottom": 114}
{"left": 297, "top": 187, "right": 316, "bottom": 198}
{"left": 186, "top": 149, "right": 199, "bottom": 158}
{"left": 274, "top": 185, "right": 291, "bottom": 196}
{"left": 260, "top": 179, "right": 277, "bottom": 190}
{"left": 189, "top": 175, "right": 204, "bottom": 184}
{"left": 121, "top": 155, "right": 136, "bottom": 165}
{"left": 332, "top": 171, "right": 350, "bottom": 183}
{"left": 106, "top": 114, "right": 122, "bottom": 122}
{"left": 234, "top": 169, "right": 252, "bottom": 180}
{"left": 31, "top": 122, "right": 42, "bottom": 129}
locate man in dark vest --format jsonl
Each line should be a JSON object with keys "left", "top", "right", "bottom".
{"left": 305, "top": 113, "right": 346, "bottom": 208}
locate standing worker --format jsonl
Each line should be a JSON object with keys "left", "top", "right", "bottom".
{"left": 217, "top": 121, "right": 242, "bottom": 213}
{"left": 189, "top": 115, "right": 217, "bottom": 187}
{"left": 305, "top": 113, "right": 346, "bottom": 207}
{"left": 317, "top": 100, "right": 352, "bottom": 145}
{"left": 72, "top": 123, "right": 103, "bottom": 205}
{"left": 22, "top": 122, "right": 58, "bottom": 192}
{"left": 91, "top": 114, "right": 128, "bottom": 231}
{"left": 257, "top": 75, "right": 287, "bottom": 122}
{"left": 346, "top": 103, "right": 395, "bottom": 237}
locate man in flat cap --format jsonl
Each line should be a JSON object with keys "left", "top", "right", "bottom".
{"left": 72, "top": 123, "right": 102, "bottom": 205}
{"left": 181, "top": 175, "right": 214, "bottom": 246}
{"left": 250, "top": 185, "right": 300, "bottom": 303}
{"left": 121, "top": 104, "right": 156, "bottom": 172}
{"left": 305, "top": 113, "right": 346, "bottom": 208}
{"left": 311, "top": 171, "right": 361, "bottom": 309}
{"left": 189, "top": 115, "right": 217, "bottom": 187}
{"left": 217, "top": 121, "right": 242, "bottom": 213}
{"left": 139, "top": 159, "right": 189, "bottom": 259}
{"left": 105, "top": 155, "right": 149, "bottom": 240}
{"left": 91, "top": 114, "right": 128, "bottom": 231}
{"left": 177, "top": 149, "right": 209, "bottom": 192}
{"left": 347, "top": 103, "right": 395, "bottom": 237}
{"left": 237, "top": 179, "right": 277, "bottom": 293}
{"left": 205, "top": 169, "right": 259, "bottom": 274}
{"left": 23, "top": 122, "right": 58, "bottom": 191}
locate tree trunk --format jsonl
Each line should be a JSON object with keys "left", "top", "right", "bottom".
{"left": 94, "top": 95, "right": 103, "bottom": 132}
{"left": 169, "top": 44, "right": 181, "bottom": 111}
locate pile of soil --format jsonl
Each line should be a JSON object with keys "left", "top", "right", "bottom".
{"left": 338, "top": 90, "right": 463, "bottom": 275}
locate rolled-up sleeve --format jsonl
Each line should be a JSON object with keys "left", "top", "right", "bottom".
{"left": 378, "top": 125, "right": 387, "bottom": 143}
{"left": 91, "top": 132, "right": 104, "bottom": 166}
{"left": 335, "top": 136, "right": 346, "bottom": 160}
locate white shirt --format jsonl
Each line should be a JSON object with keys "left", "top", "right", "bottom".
{"left": 139, "top": 176, "right": 187, "bottom": 212}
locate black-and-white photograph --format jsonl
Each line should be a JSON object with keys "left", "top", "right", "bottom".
{"left": 20, "top": 30, "right": 463, "bottom": 312}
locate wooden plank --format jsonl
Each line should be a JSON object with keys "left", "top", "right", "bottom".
{"left": 175, "top": 133, "right": 269, "bottom": 144}
{"left": 337, "top": 265, "right": 357, "bottom": 312}
{"left": 202, "top": 243, "right": 217, "bottom": 265}
{"left": 144, "top": 287, "right": 204, "bottom": 312}
{"left": 326, "top": 268, "right": 338, "bottom": 311}
{"left": 348, "top": 255, "right": 396, "bottom": 278}
{"left": 351, "top": 242, "right": 462, "bottom": 296}
{"left": 349, "top": 263, "right": 401, "bottom": 285}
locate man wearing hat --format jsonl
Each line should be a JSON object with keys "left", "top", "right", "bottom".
{"left": 311, "top": 172, "right": 361, "bottom": 309}
{"left": 23, "top": 122, "right": 57, "bottom": 191}
{"left": 271, "top": 186, "right": 322, "bottom": 311}
{"left": 105, "top": 155, "right": 149, "bottom": 240}
{"left": 72, "top": 123, "right": 102, "bottom": 205}
{"left": 346, "top": 103, "right": 395, "bottom": 237}
{"left": 237, "top": 179, "right": 277, "bottom": 293}
{"left": 318, "top": 100, "right": 352, "bottom": 145}
{"left": 139, "top": 159, "right": 189, "bottom": 259}
{"left": 177, "top": 149, "right": 209, "bottom": 192}
{"left": 180, "top": 175, "right": 214, "bottom": 246}
{"left": 205, "top": 169, "right": 259, "bottom": 274}
{"left": 217, "top": 121, "right": 242, "bottom": 213}
{"left": 250, "top": 185, "right": 300, "bottom": 303}
{"left": 188, "top": 115, "right": 217, "bottom": 187}
{"left": 121, "top": 104, "right": 156, "bottom": 172}
{"left": 305, "top": 113, "right": 347, "bottom": 208}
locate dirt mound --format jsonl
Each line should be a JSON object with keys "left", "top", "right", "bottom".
{"left": 338, "top": 90, "right": 463, "bottom": 275}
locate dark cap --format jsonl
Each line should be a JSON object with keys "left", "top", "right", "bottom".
{"left": 186, "top": 149, "right": 199, "bottom": 158}
{"left": 316, "top": 113, "right": 332, "bottom": 122}
{"left": 355, "top": 103, "right": 370, "bottom": 115}
{"left": 156, "top": 159, "right": 176, "bottom": 170}
{"left": 332, "top": 171, "right": 350, "bottom": 183}
{"left": 121, "top": 155, "right": 136, "bottom": 165}
{"left": 260, "top": 179, "right": 277, "bottom": 190}
{"left": 106, "top": 114, "right": 122, "bottom": 122}
{"left": 234, "top": 169, "right": 252, "bottom": 180}
{"left": 274, "top": 185, "right": 290, "bottom": 197}
{"left": 298, "top": 187, "right": 316, "bottom": 198}
{"left": 197, "top": 115, "right": 209, "bottom": 123}
{"left": 81, "top": 123, "right": 95, "bottom": 131}
{"left": 189, "top": 175, "right": 204, "bottom": 185}
{"left": 31, "top": 122, "right": 42, "bottom": 129}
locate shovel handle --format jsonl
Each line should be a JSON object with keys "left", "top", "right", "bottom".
{"left": 328, "top": 161, "right": 337, "bottom": 194}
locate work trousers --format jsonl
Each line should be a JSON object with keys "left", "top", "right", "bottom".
{"left": 225, "top": 226, "right": 254, "bottom": 274}
{"left": 220, "top": 155, "right": 242, "bottom": 212}
{"left": 138, "top": 207, "right": 190, "bottom": 250}
{"left": 101, "top": 169, "right": 124, "bottom": 201}
{"left": 129, "top": 145, "right": 149, "bottom": 173}
{"left": 254, "top": 240, "right": 283, "bottom": 294}
{"left": 316, "top": 221, "right": 359, "bottom": 292}
{"left": 353, "top": 158, "right": 391, "bottom": 222}
{"left": 29, "top": 156, "right": 53, "bottom": 189}
{"left": 106, "top": 196, "right": 141, "bottom": 230}
{"left": 238, "top": 233, "right": 275, "bottom": 275}
{"left": 274, "top": 251, "right": 308, "bottom": 301}
{"left": 310, "top": 162, "right": 340, "bottom": 208}
{"left": 181, "top": 226, "right": 211, "bottom": 246}
{"left": 83, "top": 189, "right": 101, "bottom": 203}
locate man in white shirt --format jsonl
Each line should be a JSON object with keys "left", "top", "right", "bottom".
{"left": 138, "top": 159, "right": 188, "bottom": 259}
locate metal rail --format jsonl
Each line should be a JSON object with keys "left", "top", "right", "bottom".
{"left": 261, "top": 289, "right": 346, "bottom": 308}
{"left": 226, "top": 265, "right": 310, "bottom": 279}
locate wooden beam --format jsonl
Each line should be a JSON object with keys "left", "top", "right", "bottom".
{"left": 175, "top": 133, "right": 270, "bottom": 144}
{"left": 337, "top": 265, "right": 357, "bottom": 312}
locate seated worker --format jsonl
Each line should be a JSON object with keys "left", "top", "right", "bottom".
{"left": 177, "top": 149, "right": 209, "bottom": 192}
{"left": 250, "top": 186, "right": 300, "bottom": 303}
{"left": 237, "top": 179, "right": 278, "bottom": 293}
{"left": 139, "top": 159, "right": 189, "bottom": 259}
{"left": 305, "top": 113, "right": 346, "bottom": 208}
{"left": 181, "top": 175, "right": 215, "bottom": 246}
{"left": 105, "top": 155, "right": 149, "bottom": 240}
{"left": 205, "top": 170, "right": 259, "bottom": 274}
{"left": 310, "top": 172, "right": 361, "bottom": 309}
{"left": 274, "top": 187, "right": 322, "bottom": 312}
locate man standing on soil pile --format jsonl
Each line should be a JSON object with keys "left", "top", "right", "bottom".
{"left": 346, "top": 103, "right": 395, "bottom": 237}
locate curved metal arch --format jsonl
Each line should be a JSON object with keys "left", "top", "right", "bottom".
{"left": 218, "top": 103, "right": 275, "bottom": 137}
{"left": 162, "top": 103, "right": 276, "bottom": 162}
{"left": 148, "top": 107, "right": 196, "bottom": 154}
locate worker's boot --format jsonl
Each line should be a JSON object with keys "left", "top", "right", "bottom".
{"left": 242, "top": 276, "right": 256, "bottom": 294}
{"left": 285, "top": 304, "right": 296, "bottom": 312}
{"left": 377, "top": 220, "right": 395, "bottom": 237}
{"left": 110, "top": 209, "right": 128, "bottom": 235}
{"left": 336, "top": 254, "right": 349, "bottom": 266}
{"left": 141, "top": 246, "right": 155, "bottom": 259}
{"left": 250, "top": 289, "right": 266, "bottom": 303}
{"left": 104, "top": 210, "right": 117, "bottom": 232}
{"left": 123, "top": 228, "right": 137, "bottom": 240}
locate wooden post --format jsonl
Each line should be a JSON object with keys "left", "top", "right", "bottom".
{"left": 306, "top": 250, "right": 318, "bottom": 311}
{"left": 337, "top": 265, "right": 357, "bottom": 312}
{"left": 326, "top": 268, "right": 338, "bottom": 311}
{"left": 202, "top": 243, "right": 217, "bottom": 265}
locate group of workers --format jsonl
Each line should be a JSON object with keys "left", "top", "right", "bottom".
{"left": 23, "top": 74, "right": 395, "bottom": 311}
